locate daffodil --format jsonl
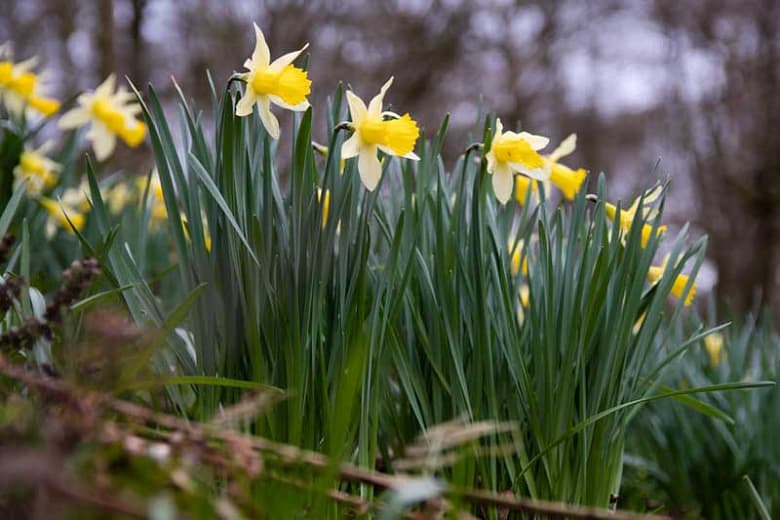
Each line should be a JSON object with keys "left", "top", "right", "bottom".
{"left": 58, "top": 75, "right": 146, "bottom": 161}
{"left": 703, "top": 332, "right": 725, "bottom": 368}
{"left": 105, "top": 182, "right": 134, "bottom": 214}
{"left": 545, "top": 134, "right": 588, "bottom": 200}
{"left": 485, "top": 118, "right": 549, "bottom": 204}
{"left": 647, "top": 255, "right": 696, "bottom": 306}
{"left": 341, "top": 78, "right": 420, "bottom": 191}
{"left": 604, "top": 185, "right": 667, "bottom": 247}
{"left": 39, "top": 184, "right": 90, "bottom": 238}
{"left": 516, "top": 284, "right": 530, "bottom": 325}
{"left": 13, "top": 142, "right": 60, "bottom": 196}
{"left": 0, "top": 44, "right": 60, "bottom": 118}
{"left": 235, "top": 23, "right": 311, "bottom": 139}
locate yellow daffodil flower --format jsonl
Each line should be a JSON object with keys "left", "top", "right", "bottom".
{"left": 39, "top": 184, "right": 90, "bottom": 238}
{"left": 646, "top": 255, "right": 696, "bottom": 306}
{"left": 341, "top": 77, "right": 420, "bottom": 191}
{"left": 235, "top": 23, "right": 311, "bottom": 139}
{"left": 604, "top": 185, "right": 667, "bottom": 248}
{"left": 13, "top": 142, "right": 61, "bottom": 196}
{"left": 703, "top": 332, "right": 725, "bottom": 368}
{"left": 516, "top": 284, "right": 531, "bottom": 325}
{"left": 545, "top": 134, "right": 588, "bottom": 200}
{"left": 105, "top": 182, "right": 134, "bottom": 214}
{"left": 0, "top": 44, "right": 60, "bottom": 118}
{"left": 58, "top": 75, "right": 146, "bottom": 161}
{"left": 486, "top": 118, "right": 550, "bottom": 205}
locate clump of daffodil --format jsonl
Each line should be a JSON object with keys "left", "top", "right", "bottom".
{"left": 341, "top": 77, "right": 420, "bottom": 191}
{"left": 58, "top": 74, "right": 146, "bottom": 161}
{"left": 485, "top": 118, "right": 550, "bottom": 204}
{"left": 235, "top": 23, "right": 311, "bottom": 139}
{"left": 13, "top": 142, "right": 61, "bottom": 196}
{"left": 603, "top": 185, "right": 667, "bottom": 248}
{"left": 703, "top": 332, "right": 725, "bottom": 368}
{"left": 39, "top": 183, "right": 90, "bottom": 238}
{"left": 646, "top": 255, "right": 696, "bottom": 306}
{"left": 545, "top": 134, "right": 588, "bottom": 200}
{"left": 0, "top": 43, "right": 60, "bottom": 118}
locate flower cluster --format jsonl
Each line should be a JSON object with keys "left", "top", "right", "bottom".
{"left": 0, "top": 44, "right": 60, "bottom": 118}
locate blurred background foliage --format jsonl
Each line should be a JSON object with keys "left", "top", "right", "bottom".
{"left": 1, "top": 0, "right": 778, "bottom": 317}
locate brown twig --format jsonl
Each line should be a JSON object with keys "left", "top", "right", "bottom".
{"left": 0, "top": 356, "right": 671, "bottom": 520}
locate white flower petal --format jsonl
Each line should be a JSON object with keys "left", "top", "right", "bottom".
{"left": 89, "top": 124, "right": 117, "bottom": 161}
{"left": 235, "top": 89, "right": 257, "bottom": 117}
{"left": 358, "top": 146, "right": 382, "bottom": 191}
{"left": 58, "top": 107, "right": 91, "bottom": 129}
{"left": 512, "top": 164, "right": 550, "bottom": 181}
{"left": 517, "top": 131, "right": 549, "bottom": 151}
{"left": 256, "top": 96, "right": 280, "bottom": 139}
{"left": 403, "top": 151, "right": 420, "bottom": 161}
{"left": 341, "top": 133, "right": 361, "bottom": 159}
{"left": 268, "top": 43, "right": 309, "bottom": 73}
{"left": 368, "top": 77, "right": 393, "bottom": 118}
{"left": 548, "top": 134, "right": 576, "bottom": 162}
{"left": 268, "top": 95, "right": 309, "bottom": 111}
{"left": 492, "top": 167, "right": 514, "bottom": 205}
{"left": 345, "top": 90, "right": 367, "bottom": 124}
{"left": 251, "top": 23, "right": 271, "bottom": 68}
{"left": 95, "top": 74, "right": 116, "bottom": 98}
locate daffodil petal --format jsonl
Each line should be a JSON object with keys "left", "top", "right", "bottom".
{"left": 236, "top": 89, "right": 258, "bottom": 116}
{"left": 268, "top": 95, "right": 309, "bottom": 111}
{"left": 90, "top": 124, "right": 117, "bottom": 161}
{"left": 358, "top": 145, "right": 382, "bottom": 191}
{"left": 256, "top": 96, "right": 280, "bottom": 139}
{"left": 346, "top": 90, "right": 367, "bottom": 123}
{"left": 368, "top": 77, "right": 393, "bottom": 118}
{"left": 517, "top": 131, "right": 549, "bottom": 151}
{"left": 341, "top": 133, "right": 361, "bottom": 159}
{"left": 511, "top": 163, "right": 550, "bottom": 181}
{"left": 58, "top": 107, "right": 91, "bottom": 129}
{"left": 268, "top": 43, "right": 309, "bottom": 73}
{"left": 548, "top": 133, "right": 577, "bottom": 162}
{"left": 492, "top": 167, "right": 514, "bottom": 205}
{"left": 251, "top": 23, "right": 271, "bottom": 68}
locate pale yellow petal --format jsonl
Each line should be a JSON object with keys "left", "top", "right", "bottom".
{"left": 90, "top": 124, "right": 117, "bottom": 161}
{"left": 268, "top": 95, "right": 309, "bottom": 111}
{"left": 256, "top": 96, "right": 280, "bottom": 139}
{"left": 548, "top": 133, "right": 576, "bottom": 162}
{"left": 341, "top": 133, "right": 361, "bottom": 159}
{"left": 517, "top": 131, "right": 549, "bottom": 151}
{"left": 58, "top": 107, "right": 91, "bottom": 129}
{"left": 368, "top": 77, "right": 393, "bottom": 118}
{"left": 345, "top": 90, "right": 367, "bottom": 124}
{"left": 492, "top": 165, "right": 514, "bottom": 205}
{"left": 235, "top": 89, "right": 257, "bottom": 117}
{"left": 251, "top": 23, "right": 271, "bottom": 68}
{"left": 268, "top": 43, "right": 309, "bottom": 73}
{"left": 358, "top": 145, "right": 382, "bottom": 191}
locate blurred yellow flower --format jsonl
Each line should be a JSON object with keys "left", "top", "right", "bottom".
{"left": 486, "top": 118, "right": 549, "bottom": 204}
{"left": 703, "top": 332, "right": 725, "bottom": 368}
{"left": 341, "top": 77, "right": 420, "bottom": 191}
{"left": 235, "top": 23, "right": 311, "bottom": 139}
{"left": 604, "top": 185, "right": 667, "bottom": 248}
{"left": 0, "top": 44, "right": 60, "bottom": 118}
{"left": 137, "top": 172, "right": 168, "bottom": 228}
{"left": 13, "top": 142, "right": 60, "bottom": 196}
{"left": 39, "top": 185, "right": 89, "bottom": 238}
{"left": 105, "top": 182, "right": 135, "bottom": 214}
{"left": 58, "top": 75, "right": 146, "bottom": 161}
{"left": 545, "top": 134, "right": 588, "bottom": 200}
{"left": 181, "top": 211, "right": 211, "bottom": 251}
{"left": 646, "top": 255, "right": 696, "bottom": 306}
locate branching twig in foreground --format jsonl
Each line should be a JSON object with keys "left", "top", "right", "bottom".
{"left": 0, "top": 356, "right": 670, "bottom": 520}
